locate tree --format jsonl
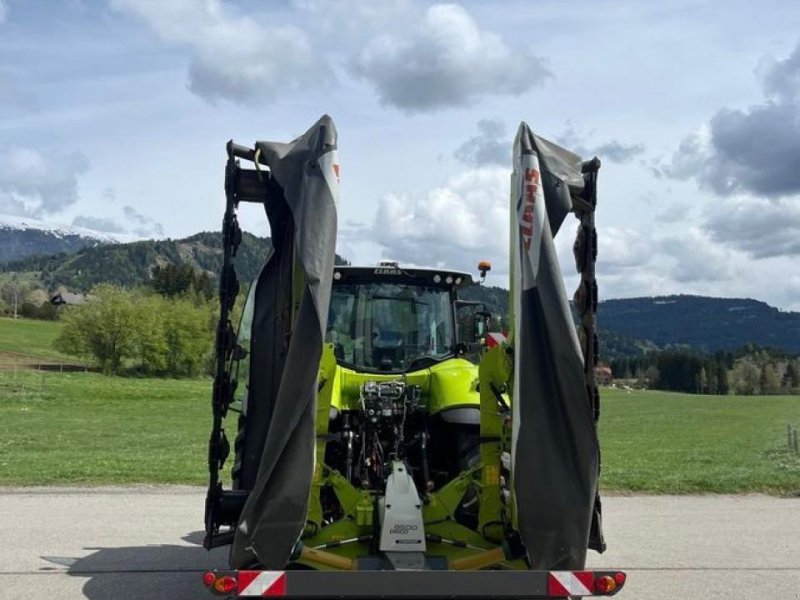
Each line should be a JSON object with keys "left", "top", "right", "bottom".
{"left": 152, "top": 263, "right": 196, "bottom": 297}
{"left": 696, "top": 366, "right": 708, "bottom": 394}
{"left": 162, "top": 296, "right": 215, "bottom": 376}
{"left": 760, "top": 364, "right": 781, "bottom": 394}
{"left": 654, "top": 349, "right": 702, "bottom": 393}
{"left": 618, "top": 358, "right": 633, "bottom": 379}
{"left": 16, "top": 287, "right": 58, "bottom": 320}
{"left": 54, "top": 284, "right": 216, "bottom": 377}
{"left": 193, "top": 271, "right": 215, "bottom": 301}
{"left": 705, "top": 364, "right": 718, "bottom": 395}
{"left": 783, "top": 360, "right": 800, "bottom": 390}
{"left": 0, "top": 276, "right": 31, "bottom": 319}
{"left": 641, "top": 365, "right": 659, "bottom": 389}
{"left": 151, "top": 263, "right": 214, "bottom": 300}
{"left": 729, "top": 359, "right": 761, "bottom": 395}
{"left": 55, "top": 284, "right": 137, "bottom": 374}
{"left": 130, "top": 293, "right": 167, "bottom": 373}
{"left": 715, "top": 361, "right": 729, "bottom": 395}
{"left": 34, "top": 300, "right": 59, "bottom": 320}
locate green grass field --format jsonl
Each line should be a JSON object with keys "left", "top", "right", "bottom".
{"left": 0, "top": 369, "right": 798, "bottom": 492}
{"left": 0, "top": 316, "right": 72, "bottom": 362}
{"left": 0, "top": 370, "right": 211, "bottom": 485}
{"left": 599, "top": 388, "right": 799, "bottom": 494}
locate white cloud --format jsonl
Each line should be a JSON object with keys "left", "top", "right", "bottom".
{"left": 360, "top": 161, "right": 800, "bottom": 312}
{"left": 556, "top": 124, "right": 645, "bottom": 164}
{"left": 595, "top": 222, "right": 800, "bottom": 311}
{"left": 365, "top": 170, "right": 701, "bottom": 290}
{"left": 598, "top": 227, "right": 653, "bottom": 274}
{"left": 123, "top": 205, "right": 164, "bottom": 238}
{"left": 656, "top": 202, "right": 691, "bottom": 224}
{"left": 350, "top": 3, "right": 550, "bottom": 112}
{"left": 757, "top": 41, "right": 800, "bottom": 104}
{"left": 658, "top": 227, "right": 736, "bottom": 283}
{"left": 292, "top": 0, "right": 408, "bottom": 35}
{"left": 591, "top": 140, "right": 646, "bottom": 163}
{"left": 367, "top": 167, "right": 511, "bottom": 271}
{"left": 454, "top": 119, "right": 510, "bottom": 167}
{"left": 0, "top": 147, "right": 89, "bottom": 217}
{"left": 654, "top": 130, "right": 710, "bottom": 180}
{"left": 597, "top": 227, "right": 739, "bottom": 300}
{"left": 660, "top": 41, "right": 800, "bottom": 198}
{"left": 573, "top": 226, "right": 734, "bottom": 298}
{"left": 72, "top": 215, "right": 126, "bottom": 234}
{"left": 704, "top": 197, "right": 800, "bottom": 258}
{"left": 366, "top": 166, "right": 593, "bottom": 285}
{"left": 110, "top": 0, "right": 330, "bottom": 104}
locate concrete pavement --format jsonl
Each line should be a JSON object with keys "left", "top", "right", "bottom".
{"left": 0, "top": 487, "right": 797, "bottom": 599}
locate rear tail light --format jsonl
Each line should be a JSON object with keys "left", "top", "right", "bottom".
{"left": 204, "top": 572, "right": 239, "bottom": 595}
{"left": 594, "top": 575, "right": 616, "bottom": 593}
{"left": 548, "top": 570, "right": 626, "bottom": 596}
{"left": 594, "top": 571, "right": 626, "bottom": 595}
{"left": 214, "top": 575, "right": 238, "bottom": 594}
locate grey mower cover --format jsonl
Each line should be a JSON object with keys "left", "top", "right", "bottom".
{"left": 231, "top": 115, "right": 339, "bottom": 569}
{"left": 510, "top": 122, "right": 601, "bottom": 569}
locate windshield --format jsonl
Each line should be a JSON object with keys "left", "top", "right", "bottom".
{"left": 326, "top": 282, "right": 455, "bottom": 372}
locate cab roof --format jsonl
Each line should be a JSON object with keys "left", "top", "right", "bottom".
{"left": 333, "top": 265, "right": 473, "bottom": 289}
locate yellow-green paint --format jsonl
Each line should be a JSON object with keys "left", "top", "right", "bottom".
{"left": 477, "top": 343, "right": 513, "bottom": 538}
{"left": 300, "top": 345, "right": 522, "bottom": 570}
{"left": 328, "top": 357, "right": 481, "bottom": 415}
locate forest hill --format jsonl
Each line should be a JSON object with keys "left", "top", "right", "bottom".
{"left": 609, "top": 345, "right": 800, "bottom": 396}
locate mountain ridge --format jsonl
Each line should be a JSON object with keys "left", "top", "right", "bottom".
{"left": 0, "top": 213, "right": 140, "bottom": 262}
{"left": 2, "top": 223, "right": 797, "bottom": 357}
{"left": 1, "top": 230, "right": 348, "bottom": 291}
{"left": 597, "top": 294, "right": 800, "bottom": 354}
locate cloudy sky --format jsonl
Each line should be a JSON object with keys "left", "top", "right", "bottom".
{"left": 1, "top": 0, "right": 799, "bottom": 310}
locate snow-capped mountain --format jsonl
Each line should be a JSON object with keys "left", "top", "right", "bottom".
{"left": 0, "top": 214, "right": 140, "bottom": 263}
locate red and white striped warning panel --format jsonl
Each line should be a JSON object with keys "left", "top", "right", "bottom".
{"left": 485, "top": 332, "right": 508, "bottom": 348}
{"left": 237, "top": 570, "right": 287, "bottom": 597}
{"left": 547, "top": 571, "right": 594, "bottom": 597}
{"left": 205, "top": 568, "right": 625, "bottom": 597}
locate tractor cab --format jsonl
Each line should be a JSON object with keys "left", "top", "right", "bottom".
{"left": 326, "top": 262, "right": 476, "bottom": 373}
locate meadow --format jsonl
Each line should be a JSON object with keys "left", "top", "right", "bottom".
{"left": 0, "top": 317, "right": 797, "bottom": 492}
{"left": 0, "top": 370, "right": 211, "bottom": 484}
{"left": 599, "top": 387, "right": 799, "bottom": 494}
{"left": 0, "top": 316, "right": 71, "bottom": 362}
{"left": 0, "top": 368, "right": 796, "bottom": 493}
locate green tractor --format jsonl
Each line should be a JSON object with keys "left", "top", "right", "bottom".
{"left": 301, "top": 262, "right": 517, "bottom": 570}
{"left": 226, "top": 260, "right": 514, "bottom": 570}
